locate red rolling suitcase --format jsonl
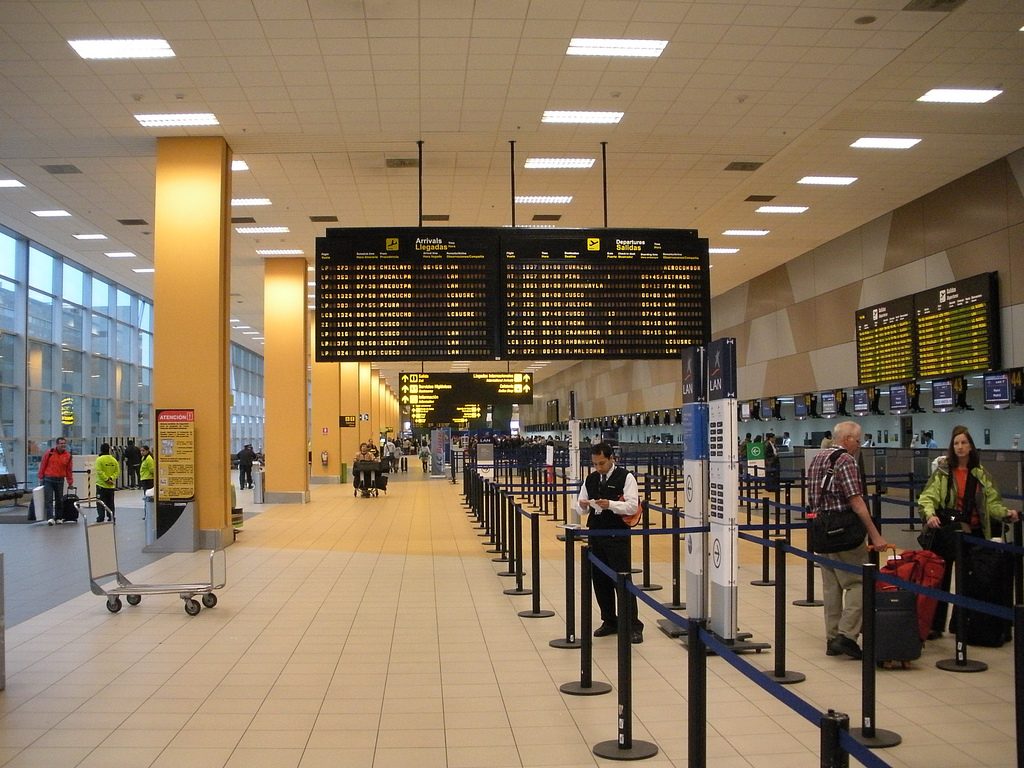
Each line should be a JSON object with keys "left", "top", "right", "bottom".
{"left": 878, "top": 549, "right": 945, "bottom": 642}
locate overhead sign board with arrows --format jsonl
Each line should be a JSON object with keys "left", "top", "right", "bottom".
{"left": 399, "top": 372, "right": 533, "bottom": 426}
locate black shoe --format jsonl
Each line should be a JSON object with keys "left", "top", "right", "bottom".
{"left": 631, "top": 631, "right": 644, "bottom": 645}
{"left": 593, "top": 622, "right": 617, "bottom": 637}
{"left": 826, "top": 639, "right": 842, "bottom": 656}
{"left": 926, "top": 630, "right": 943, "bottom": 641}
{"left": 828, "top": 635, "right": 863, "bottom": 660}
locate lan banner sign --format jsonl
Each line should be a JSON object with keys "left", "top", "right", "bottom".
{"left": 156, "top": 409, "right": 196, "bottom": 501}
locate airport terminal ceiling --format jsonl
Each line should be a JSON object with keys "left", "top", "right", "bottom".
{"left": 0, "top": 0, "right": 1022, "bottom": 392}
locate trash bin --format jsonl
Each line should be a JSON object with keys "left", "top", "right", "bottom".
{"left": 252, "top": 467, "right": 265, "bottom": 504}
{"left": 339, "top": 462, "right": 348, "bottom": 484}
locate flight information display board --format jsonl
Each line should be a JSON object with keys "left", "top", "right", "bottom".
{"left": 399, "top": 372, "right": 533, "bottom": 426}
{"left": 316, "top": 229, "right": 499, "bottom": 361}
{"left": 915, "top": 272, "right": 1000, "bottom": 378}
{"left": 501, "top": 230, "right": 709, "bottom": 358}
{"left": 855, "top": 296, "right": 915, "bottom": 386}
{"left": 855, "top": 272, "right": 1000, "bottom": 384}
{"left": 315, "top": 227, "right": 710, "bottom": 361}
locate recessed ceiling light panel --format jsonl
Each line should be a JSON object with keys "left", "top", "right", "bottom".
{"left": 542, "top": 110, "right": 623, "bottom": 124}
{"left": 69, "top": 38, "right": 175, "bottom": 59}
{"left": 131, "top": 267, "right": 155, "bottom": 273}
{"left": 0, "top": 179, "right": 26, "bottom": 188}
{"left": 256, "top": 249, "right": 304, "bottom": 256}
{"left": 756, "top": 206, "right": 808, "bottom": 213}
{"left": 798, "top": 176, "right": 857, "bottom": 185}
{"left": 515, "top": 195, "right": 573, "bottom": 204}
{"left": 135, "top": 113, "right": 219, "bottom": 127}
{"left": 73, "top": 234, "right": 107, "bottom": 240}
{"left": 231, "top": 198, "right": 271, "bottom": 206}
{"left": 851, "top": 137, "right": 921, "bottom": 149}
{"left": 235, "top": 226, "right": 289, "bottom": 234}
{"left": 709, "top": 248, "right": 740, "bottom": 254}
{"left": 524, "top": 158, "right": 595, "bottom": 169}
{"left": 232, "top": 160, "right": 249, "bottom": 171}
{"left": 32, "top": 209, "right": 71, "bottom": 217}
{"left": 722, "top": 229, "right": 769, "bottom": 236}
{"left": 917, "top": 88, "right": 1001, "bottom": 103}
{"left": 105, "top": 252, "right": 137, "bottom": 258}
{"left": 566, "top": 38, "right": 668, "bottom": 57}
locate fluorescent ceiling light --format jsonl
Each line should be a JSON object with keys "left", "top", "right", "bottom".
{"left": 232, "top": 160, "right": 249, "bottom": 171}
{"left": 0, "top": 179, "right": 25, "bottom": 188}
{"left": 242, "top": 330, "right": 260, "bottom": 335}
{"left": 256, "top": 249, "right": 304, "bottom": 255}
{"left": 798, "top": 176, "right": 857, "bottom": 186}
{"left": 709, "top": 248, "right": 739, "bottom": 254}
{"left": 253, "top": 336, "right": 264, "bottom": 340}
{"left": 231, "top": 198, "right": 271, "bottom": 206}
{"left": 524, "top": 158, "right": 595, "bottom": 169}
{"left": 73, "top": 233, "right": 107, "bottom": 240}
{"left": 756, "top": 205, "right": 808, "bottom": 214}
{"left": 722, "top": 229, "right": 769, "bottom": 236}
{"left": 567, "top": 38, "right": 668, "bottom": 58}
{"left": 917, "top": 88, "right": 1002, "bottom": 104}
{"left": 230, "top": 318, "right": 240, "bottom": 323}
{"left": 132, "top": 268, "right": 155, "bottom": 273}
{"left": 515, "top": 195, "right": 573, "bottom": 204}
{"left": 235, "top": 226, "right": 289, "bottom": 234}
{"left": 32, "top": 209, "right": 71, "bottom": 217}
{"left": 69, "top": 38, "right": 174, "bottom": 59}
{"left": 542, "top": 110, "right": 623, "bottom": 124}
{"left": 135, "top": 113, "right": 219, "bottom": 127}
{"left": 105, "top": 252, "right": 136, "bottom": 258}
{"left": 851, "top": 137, "right": 920, "bottom": 149}
{"left": 234, "top": 325, "right": 251, "bottom": 330}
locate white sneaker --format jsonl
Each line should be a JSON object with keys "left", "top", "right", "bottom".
{"left": 56, "top": 519, "right": 64, "bottom": 524}
{"left": 47, "top": 519, "right": 54, "bottom": 526}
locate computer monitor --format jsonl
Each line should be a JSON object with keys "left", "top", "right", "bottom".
{"left": 889, "top": 383, "right": 909, "bottom": 413}
{"left": 931, "top": 379, "right": 954, "bottom": 412}
{"left": 739, "top": 401, "right": 751, "bottom": 420}
{"left": 852, "top": 388, "right": 868, "bottom": 416}
{"left": 794, "top": 397, "right": 808, "bottom": 419}
{"left": 820, "top": 391, "right": 837, "bottom": 418}
{"left": 983, "top": 372, "right": 1011, "bottom": 409}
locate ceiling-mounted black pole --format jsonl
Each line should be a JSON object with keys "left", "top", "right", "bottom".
{"left": 509, "top": 140, "right": 516, "bottom": 228}
{"left": 601, "top": 141, "right": 608, "bottom": 227}
{"left": 417, "top": 140, "right": 424, "bottom": 227}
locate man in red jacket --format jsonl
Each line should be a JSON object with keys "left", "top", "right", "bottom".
{"left": 38, "top": 437, "right": 74, "bottom": 525}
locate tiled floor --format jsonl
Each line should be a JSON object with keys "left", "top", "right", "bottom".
{"left": 0, "top": 470, "right": 1017, "bottom": 767}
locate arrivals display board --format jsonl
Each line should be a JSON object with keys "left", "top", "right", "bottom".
{"left": 315, "top": 227, "right": 710, "bottom": 361}
{"left": 399, "top": 372, "right": 534, "bottom": 426}
{"left": 855, "top": 272, "right": 1000, "bottom": 385}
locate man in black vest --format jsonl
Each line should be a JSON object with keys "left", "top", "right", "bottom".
{"left": 577, "top": 442, "right": 643, "bottom": 643}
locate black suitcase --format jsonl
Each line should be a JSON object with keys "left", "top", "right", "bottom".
{"left": 375, "top": 473, "right": 388, "bottom": 492}
{"left": 958, "top": 547, "right": 1012, "bottom": 647}
{"left": 61, "top": 491, "right": 80, "bottom": 522}
{"left": 875, "top": 590, "right": 921, "bottom": 666}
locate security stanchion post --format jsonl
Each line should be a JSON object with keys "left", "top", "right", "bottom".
{"left": 937, "top": 530, "right": 987, "bottom": 672}
{"left": 492, "top": 494, "right": 510, "bottom": 564}
{"left": 485, "top": 490, "right": 503, "bottom": 554}
{"left": 1016, "top": 605, "right": 1023, "bottom": 768}
{"left": 793, "top": 516, "right": 823, "bottom": 608}
{"left": 503, "top": 506, "right": 531, "bottom": 596}
{"left": 592, "top": 572, "right": 659, "bottom": 761}
{"left": 518, "top": 513, "right": 554, "bottom": 618}
{"left": 751, "top": 497, "right": 774, "bottom": 586}
{"left": 820, "top": 709, "right": 850, "bottom": 768}
{"left": 903, "top": 472, "right": 918, "bottom": 532}
{"left": 560, "top": 546, "right": 611, "bottom": 695}
{"left": 768, "top": 538, "right": 805, "bottom": 684}
{"left": 551, "top": 526, "right": 582, "bottom": 649}
{"left": 638, "top": 501, "right": 662, "bottom": 592}
{"left": 662, "top": 506, "right": 685, "bottom": 610}
{"left": 849, "top": 561, "right": 902, "bottom": 748}
{"left": 496, "top": 499, "right": 516, "bottom": 577}
{"left": 687, "top": 617, "right": 707, "bottom": 768}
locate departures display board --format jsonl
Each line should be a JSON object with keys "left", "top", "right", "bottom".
{"left": 315, "top": 227, "right": 709, "bottom": 361}
{"left": 855, "top": 272, "right": 1000, "bottom": 385}
{"left": 855, "top": 296, "right": 915, "bottom": 386}
{"left": 399, "top": 372, "right": 533, "bottom": 426}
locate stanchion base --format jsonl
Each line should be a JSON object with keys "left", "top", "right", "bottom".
{"left": 792, "top": 599, "right": 824, "bottom": 607}
{"left": 936, "top": 658, "right": 988, "bottom": 673}
{"left": 592, "top": 739, "right": 659, "bottom": 760}
{"left": 518, "top": 609, "right": 555, "bottom": 619}
{"left": 681, "top": 631, "right": 770, "bottom": 655}
{"left": 767, "top": 669, "right": 806, "bottom": 685}
{"left": 560, "top": 680, "right": 612, "bottom": 696}
{"left": 491, "top": 557, "right": 509, "bottom": 564}
{"left": 657, "top": 618, "right": 687, "bottom": 638}
{"left": 849, "top": 727, "right": 902, "bottom": 748}
{"left": 485, "top": 548, "right": 501, "bottom": 554}
{"left": 637, "top": 583, "right": 663, "bottom": 592}
{"left": 549, "top": 637, "right": 582, "bottom": 649}
{"left": 503, "top": 587, "right": 532, "bottom": 596}
{"left": 749, "top": 579, "right": 775, "bottom": 587}
{"left": 660, "top": 601, "right": 686, "bottom": 610}
{"left": 496, "top": 571, "right": 517, "bottom": 578}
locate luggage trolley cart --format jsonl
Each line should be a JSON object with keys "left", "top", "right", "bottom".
{"left": 84, "top": 504, "right": 226, "bottom": 616}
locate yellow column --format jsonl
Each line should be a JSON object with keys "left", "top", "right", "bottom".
{"left": 263, "top": 258, "right": 310, "bottom": 503}
{"left": 310, "top": 361, "right": 361, "bottom": 484}
{"left": 338, "top": 363, "right": 361, "bottom": 476}
{"left": 358, "top": 363, "right": 372, "bottom": 446}
{"left": 153, "top": 137, "right": 232, "bottom": 547}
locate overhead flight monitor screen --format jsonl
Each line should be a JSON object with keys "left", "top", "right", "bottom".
{"left": 399, "top": 372, "right": 534, "bottom": 426}
{"left": 915, "top": 272, "right": 1000, "bottom": 379}
{"left": 315, "top": 227, "right": 710, "bottom": 362}
{"left": 855, "top": 296, "right": 915, "bottom": 386}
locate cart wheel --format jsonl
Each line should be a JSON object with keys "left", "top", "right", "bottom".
{"left": 106, "top": 596, "right": 122, "bottom": 613}
{"left": 184, "top": 598, "right": 201, "bottom": 616}
{"left": 202, "top": 593, "right": 218, "bottom": 608}
{"left": 126, "top": 594, "right": 142, "bottom": 606}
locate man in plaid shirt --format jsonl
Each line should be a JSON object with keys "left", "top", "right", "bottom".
{"left": 808, "top": 421, "right": 888, "bottom": 659}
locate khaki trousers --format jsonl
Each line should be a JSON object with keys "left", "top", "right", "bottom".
{"left": 820, "top": 543, "right": 869, "bottom": 642}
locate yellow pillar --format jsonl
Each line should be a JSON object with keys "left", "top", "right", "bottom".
{"left": 263, "top": 258, "right": 310, "bottom": 503}
{"left": 153, "top": 137, "right": 232, "bottom": 547}
{"left": 358, "top": 363, "right": 372, "bottom": 446}
{"left": 310, "top": 361, "right": 361, "bottom": 484}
